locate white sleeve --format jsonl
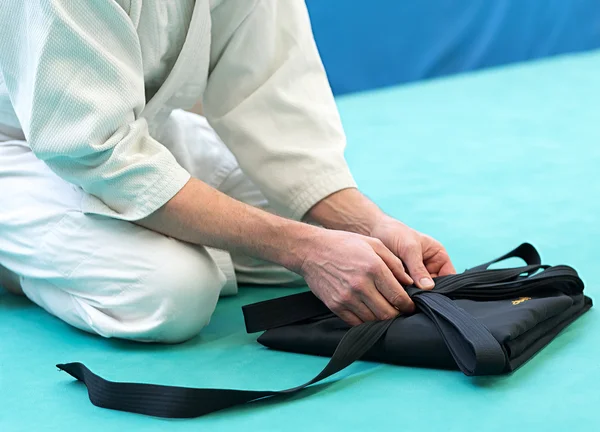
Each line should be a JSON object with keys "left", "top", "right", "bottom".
{"left": 204, "top": 0, "right": 357, "bottom": 220}
{"left": 0, "top": 0, "right": 190, "bottom": 221}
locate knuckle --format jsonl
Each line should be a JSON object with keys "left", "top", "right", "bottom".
{"left": 420, "top": 234, "right": 433, "bottom": 242}
{"left": 329, "top": 302, "right": 346, "bottom": 315}
{"left": 365, "top": 259, "right": 382, "bottom": 275}
{"left": 403, "top": 240, "right": 419, "bottom": 252}
{"left": 348, "top": 277, "right": 365, "bottom": 293}
{"left": 336, "top": 290, "right": 355, "bottom": 306}
{"left": 371, "top": 238, "right": 384, "bottom": 248}
{"left": 328, "top": 301, "right": 345, "bottom": 314}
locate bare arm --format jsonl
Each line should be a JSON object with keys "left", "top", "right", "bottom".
{"left": 138, "top": 177, "right": 310, "bottom": 272}
{"left": 138, "top": 178, "right": 415, "bottom": 325}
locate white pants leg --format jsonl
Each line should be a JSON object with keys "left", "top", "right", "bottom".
{"left": 0, "top": 110, "right": 301, "bottom": 343}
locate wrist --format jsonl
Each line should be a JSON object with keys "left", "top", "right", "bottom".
{"left": 306, "top": 188, "right": 385, "bottom": 236}
{"left": 277, "top": 221, "right": 323, "bottom": 274}
{"left": 355, "top": 207, "right": 386, "bottom": 237}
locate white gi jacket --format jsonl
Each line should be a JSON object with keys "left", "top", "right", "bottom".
{"left": 0, "top": 0, "right": 356, "bottom": 221}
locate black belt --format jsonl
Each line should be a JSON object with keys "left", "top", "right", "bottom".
{"left": 57, "top": 243, "right": 591, "bottom": 418}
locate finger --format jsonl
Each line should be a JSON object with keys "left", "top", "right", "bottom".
{"left": 336, "top": 309, "right": 363, "bottom": 326}
{"left": 372, "top": 265, "right": 415, "bottom": 313}
{"left": 401, "top": 243, "right": 435, "bottom": 290}
{"left": 368, "top": 238, "right": 414, "bottom": 286}
{"left": 425, "top": 261, "right": 439, "bottom": 276}
{"left": 425, "top": 263, "right": 439, "bottom": 278}
{"left": 358, "top": 280, "right": 401, "bottom": 320}
{"left": 346, "top": 298, "right": 378, "bottom": 322}
{"left": 438, "top": 259, "right": 457, "bottom": 276}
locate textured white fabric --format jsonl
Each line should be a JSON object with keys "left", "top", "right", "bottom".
{"left": 0, "top": 0, "right": 356, "bottom": 222}
{"left": 137, "top": 1, "right": 196, "bottom": 101}
{"left": 0, "top": 110, "right": 302, "bottom": 342}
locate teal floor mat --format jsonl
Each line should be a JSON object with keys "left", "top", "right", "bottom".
{"left": 2, "top": 50, "right": 599, "bottom": 431}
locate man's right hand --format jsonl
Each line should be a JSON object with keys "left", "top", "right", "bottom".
{"left": 298, "top": 230, "right": 417, "bottom": 326}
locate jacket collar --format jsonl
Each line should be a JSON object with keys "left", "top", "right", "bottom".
{"left": 141, "top": 1, "right": 210, "bottom": 129}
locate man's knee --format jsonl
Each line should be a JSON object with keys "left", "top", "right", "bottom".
{"left": 109, "top": 244, "right": 226, "bottom": 344}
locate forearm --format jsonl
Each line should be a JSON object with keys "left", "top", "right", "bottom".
{"left": 137, "top": 177, "right": 317, "bottom": 272}
{"left": 305, "top": 188, "right": 385, "bottom": 236}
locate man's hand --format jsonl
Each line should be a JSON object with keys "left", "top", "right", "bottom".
{"left": 298, "top": 229, "right": 415, "bottom": 325}
{"left": 307, "top": 188, "right": 456, "bottom": 291}
{"left": 369, "top": 216, "right": 456, "bottom": 289}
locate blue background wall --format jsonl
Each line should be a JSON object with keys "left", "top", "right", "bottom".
{"left": 306, "top": 0, "right": 600, "bottom": 94}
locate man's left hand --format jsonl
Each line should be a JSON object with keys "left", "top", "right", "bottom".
{"left": 307, "top": 188, "right": 457, "bottom": 290}
{"left": 369, "top": 215, "right": 456, "bottom": 289}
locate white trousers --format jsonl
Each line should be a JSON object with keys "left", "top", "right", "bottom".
{"left": 0, "top": 110, "right": 302, "bottom": 343}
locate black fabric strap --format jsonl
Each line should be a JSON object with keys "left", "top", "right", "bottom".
{"left": 57, "top": 243, "right": 584, "bottom": 418}
{"left": 57, "top": 318, "right": 394, "bottom": 418}
{"left": 465, "top": 242, "right": 541, "bottom": 272}
{"left": 242, "top": 263, "right": 582, "bottom": 333}
{"left": 408, "top": 291, "right": 506, "bottom": 375}
{"left": 243, "top": 291, "right": 330, "bottom": 334}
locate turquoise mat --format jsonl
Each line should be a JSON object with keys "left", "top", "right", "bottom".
{"left": 2, "top": 51, "right": 599, "bottom": 431}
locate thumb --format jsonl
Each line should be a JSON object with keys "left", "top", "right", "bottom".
{"left": 402, "top": 244, "right": 435, "bottom": 290}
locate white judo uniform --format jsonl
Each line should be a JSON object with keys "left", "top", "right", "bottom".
{"left": 0, "top": 0, "right": 356, "bottom": 342}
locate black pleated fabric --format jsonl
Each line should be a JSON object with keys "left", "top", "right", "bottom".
{"left": 58, "top": 243, "right": 592, "bottom": 418}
